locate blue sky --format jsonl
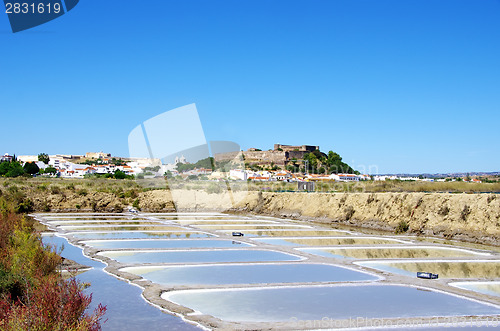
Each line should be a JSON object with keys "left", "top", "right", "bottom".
{"left": 1, "top": 0, "right": 499, "bottom": 174}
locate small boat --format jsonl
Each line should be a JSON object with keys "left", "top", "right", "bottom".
{"left": 232, "top": 232, "right": 244, "bottom": 237}
{"left": 417, "top": 272, "right": 438, "bottom": 279}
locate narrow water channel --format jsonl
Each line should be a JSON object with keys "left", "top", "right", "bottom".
{"left": 42, "top": 235, "right": 201, "bottom": 330}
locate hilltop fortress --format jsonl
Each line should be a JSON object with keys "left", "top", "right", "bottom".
{"left": 215, "top": 144, "right": 322, "bottom": 167}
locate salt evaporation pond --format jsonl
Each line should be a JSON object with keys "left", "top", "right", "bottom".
{"left": 194, "top": 224, "right": 313, "bottom": 230}
{"left": 83, "top": 239, "right": 252, "bottom": 249}
{"left": 450, "top": 282, "right": 500, "bottom": 298}
{"left": 58, "top": 225, "right": 186, "bottom": 231}
{"left": 357, "top": 260, "right": 500, "bottom": 279}
{"left": 98, "top": 249, "right": 304, "bottom": 264}
{"left": 253, "top": 236, "right": 410, "bottom": 247}
{"left": 163, "top": 284, "right": 500, "bottom": 323}
{"left": 121, "top": 263, "right": 379, "bottom": 286}
{"left": 37, "top": 212, "right": 500, "bottom": 330}
{"left": 49, "top": 220, "right": 161, "bottom": 226}
{"left": 176, "top": 220, "right": 278, "bottom": 225}
{"left": 299, "top": 246, "right": 488, "bottom": 259}
{"left": 69, "top": 231, "right": 216, "bottom": 240}
{"left": 45, "top": 216, "right": 148, "bottom": 220}
{"left": 217, "top": 229, "right": 351, "bottom": 237}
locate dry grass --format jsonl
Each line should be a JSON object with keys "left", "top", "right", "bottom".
{"left": 1, "top": 177, "right": 499, "bottom": 202}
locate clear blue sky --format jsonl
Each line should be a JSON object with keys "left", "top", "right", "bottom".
{"left": 1, "top": 0, "right": 499, "bottom": 174}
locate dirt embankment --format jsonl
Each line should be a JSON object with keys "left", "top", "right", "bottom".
{"left": 29, "top": 187, "right": 500, "bottom": 245}
{"left": 29, "top": 190, "right": 175, "bottom": 212}
{"left": 231, "top": 191, "right": 500, "bottom": 245}
{"left": 141, "top": 190, "right": 500, "bottom": 245}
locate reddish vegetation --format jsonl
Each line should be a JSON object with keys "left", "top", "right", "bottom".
{"left": 0, "top": 198, "right": 106, "bottom": 330}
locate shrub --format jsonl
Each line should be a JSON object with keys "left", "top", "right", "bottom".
{"left": 461, "top": 205, "right": 471, "bottom": 221}
{"left": 395, "top": 220, "right": 409, "bottom": 234}
{"left": 77, "top": 189, "right": 88, "bottom": 196}
{"left": 206, "top": 183, "right": 223, "bottom": 194}
{"left": 50, "top": 186, "right": 61, "bottom": 195}
{"left": 15, "top": 198, "right": 33, "bottom": 214}
{"left": 344, "top": 206, "right": 355, "bottom": 221}
{"left": 0, "top": 198, "right": 107, "bottom": 329}
{"left": 124, "top": 189, "right": 138, "bottom": 199}
{"left": 438, "top": 205, "right": 450, "bottom": 216}
{"left": 36, "top": 184, "right": 48, "bottom": 191}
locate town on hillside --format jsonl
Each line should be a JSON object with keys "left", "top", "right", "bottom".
{"left": 0, "top": 143, "right": 492, "bottom": 183}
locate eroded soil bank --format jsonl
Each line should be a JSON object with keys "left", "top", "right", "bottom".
{"left": 29, "top": 188, "right": 500, "bottom": 246}
{"left": 230, "top": 191, "right": 500, "bottom": 246}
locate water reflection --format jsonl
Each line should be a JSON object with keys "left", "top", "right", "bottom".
{"left": 49, "top": 221, "right": 160, "bottom": 226}
{"left": 195, "top": 225, "right": 312, "bottom": 230}
{"left": 301, "top": 247, "right": 486, "bottom": 259}
{"left": 99, "top": 249, "right": 304, "bottom": 264}
{"left": 254, "top": 237, "right": 409, "bottom": 247}
{"left": 358, "top": 261, "right": 500, "bottom": 279}
{"left": 41, "top": 235, "right": 200, "bottom": 330}
{"left": 69, "top": 231, "right": 215, "bottom": 240}
{"left": 451, "top": 282, "right": 500, "bottom": 298}
{"left": 121, "top": 263, "right": 378, "bottom": 286}
{"left": 218, "top": 230, "right": 351, "bottom": 237}
{"left": 83, "top": 239, "right": 252, "bottom": 249}
{"left": 164, "top": 285, "right": 500, "bottom": 323}
{"left": 59, "top": 225, "right": 186, "bottom": 231}
{"left": 177, "top": 220, "right": 277, "bottom": 225}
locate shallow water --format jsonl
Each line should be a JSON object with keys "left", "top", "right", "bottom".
{"left": 98, "top": 249, "right": 304, "bottom": 264}
{"left": 357, "top": 261, "right": 500, "bottom": 279}
{"left": 49, "top": 220, "right": 161, "bottom": 226}
{"left": 154, "top": 216, "right": 244, "bottom": 220}
{"left": 44, "top": 216, "right": 147, "bottom": 220}
{"left": 194, "top": 225, "right": 312, "bottom": 230}
{"left": 253, "top": 237, "right": 410, "bottom": 247}
{"left": 121, "top": 263, "right": 378, "bottom": 286}
{"left": 41, "top": 235, "right": 200, "bottom": 330}
{"left": 176, "top": 220, "right": 278, "bottom": 225}
{"left": 69, "top": 231, "right": 216, "bottom": 240}
{"left": 83, "top": 239, "right": 252, "bottom": 249}
{"left": 164, "top": 284, "right": 500, "bottom": 323}
{"left": 300, "top": 246, "right": 487, "bottom": 259}
{"left": 450, "top": 282, "right": 500, "bottom": 298}
{"left": 58, "top": 225, "right": 186, "bottom": 231}
{"left": 217, "top": 229, "right": 351, "bottom": 237}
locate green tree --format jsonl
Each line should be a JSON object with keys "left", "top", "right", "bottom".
{"left": 114, "top": 170, "right": 126, "bottom": 179}
{"left": 187, "top": 174, "right": 199, "bottom": 180}
{"left": 23, "top": 162, "right": 40, "bottom": 175}
{"left": 43, "top": 166, "right": 58, "bottom": 175}
{"left": 0, "top": 161, "right": 25, "bottom": 177}
{"left": 303, "top": 152, "right": 318, "bottom": 173}
{"left": 38, "top": 153, "right": 50, "bottom": 164}
{"left": 0, "top": 161, "right": 11, "bottom": 176}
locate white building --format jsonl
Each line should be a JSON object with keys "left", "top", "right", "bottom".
{"left": 230, "top": 169, "right": 247, "bottom": 180}
{"left": 330, "top": 173, "right": 359, "bottom": 182}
